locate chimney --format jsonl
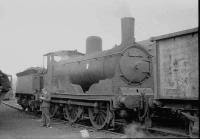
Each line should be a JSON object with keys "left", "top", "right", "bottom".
{"left": 121, "top": 17, "right": 135, "bottom": 46}
{"left": 86, "top": 36, "right": 102, "bottom": 54}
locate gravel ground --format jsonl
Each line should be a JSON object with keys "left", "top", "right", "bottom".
{"left": 1, "top": 100, "right": 191, "bottom": 139}
{"left": 0, "top": 102, "right": 123, "bottom": 139}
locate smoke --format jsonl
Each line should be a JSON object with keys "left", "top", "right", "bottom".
{"left": 112, "top": 0, "right": 133, "bottom": 18}
{"left": 91, "top": 0, "right": 133, "bottom": 19}
{"left": 123, "top": 122, "right": 147, "bottom": 138}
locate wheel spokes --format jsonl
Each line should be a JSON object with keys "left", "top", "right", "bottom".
{"left": 63, "top": 107, "right": 68, "bottom": 120}
{"left": 64, "top": 105, "right": 82, "bottom": 123}
{"left": 88, "top": 103, "right": 110, "bottom": 130}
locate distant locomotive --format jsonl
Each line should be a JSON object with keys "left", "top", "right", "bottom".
{"left": 15, "top": 17, "right": 199, "bottom": 136}
{"left": 0, "top": 70, "right": 11, "bottom": 103}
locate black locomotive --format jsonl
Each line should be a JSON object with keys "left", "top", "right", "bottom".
{"left": 15, "top": 17, "right": 199, "bottom": 136}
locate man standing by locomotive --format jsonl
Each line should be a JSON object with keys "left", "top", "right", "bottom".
{"left": 40, "top": 88, "right": 52, "bottom": 128}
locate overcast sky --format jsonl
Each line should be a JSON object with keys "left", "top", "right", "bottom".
{"left": 0, "top": 0, "right": 198, "bottom": 77}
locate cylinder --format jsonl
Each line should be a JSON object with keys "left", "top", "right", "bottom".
{"left": 86, "top": 36, "right": 102, "bottom": 54}
{"left": 121, "top": 17, "right": 135, "bottom": 46}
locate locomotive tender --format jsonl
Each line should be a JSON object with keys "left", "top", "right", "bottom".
{"left": 15, "top": 17, "right": 198, "bottom": 135}
{"left": 16, "top": 67, "right": 45, "bottom": 111}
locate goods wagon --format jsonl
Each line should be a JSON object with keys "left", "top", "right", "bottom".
{"left": 151, "top": 28, "right": 198, "bottom": 100}
{"left": 15, "top": 67, "right": 45, "bottom": 111}
{"left": 150, "top": 28, "right": 199, "bottom": 135}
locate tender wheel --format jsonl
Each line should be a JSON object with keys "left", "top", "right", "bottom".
{"left": 64, "top": 105, "right": 82, "bottom": 123}
{"left": 27, "top": 106, "right": 32, "bottom": 112}
{"left": 88, "top": 103, "right": 111, "bottom": 130}
{"left": 27, "top": 100, "right": 34, "bottom": 112}
{"left": 21, "top": 105, "right": 27, "bottom": 111}
{"left": 21, "top": 98, "right": 28, "bottom": 111}
{"left": 63, "top": 106, "right": 68, "bottom": 120}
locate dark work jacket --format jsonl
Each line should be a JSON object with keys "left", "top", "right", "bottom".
{"left": 40, "top": 93, "right": 51, "bottom": 108}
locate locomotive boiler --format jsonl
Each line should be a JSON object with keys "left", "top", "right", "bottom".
{"left": 52, "top": 36, "right": 152, "bottom": 94}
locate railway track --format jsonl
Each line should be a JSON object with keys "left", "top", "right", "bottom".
{"left": 2, "top": 101, "right": 126, "bottom": 138}
{"left": 51, "top": 117, "right": 126, "bottom": 137}
{"left": 2, "top": 101, "right": 196, "bottom": 138}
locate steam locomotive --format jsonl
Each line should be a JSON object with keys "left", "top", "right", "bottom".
{"left": 0, "top": 70, "right": 11, "bottom": 103}
{"left": 15, "top": 17, "right": 199, "bottom": 136}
